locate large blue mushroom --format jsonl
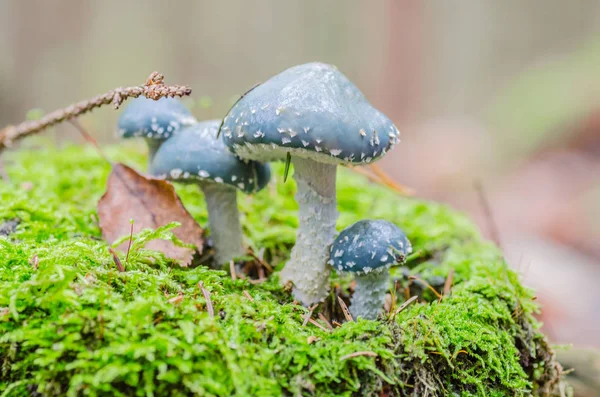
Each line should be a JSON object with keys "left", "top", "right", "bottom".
{"left": 150, "top": 120, "right": 271, "bottom": 266}
{"left": 117, "top": 97, "right": 197, "bottom": 167}
{"left": 329, "top": 220, "right": 412, "bottom": 320}
{"left": 221, "top": 62, "right": 400, "bottom": 304}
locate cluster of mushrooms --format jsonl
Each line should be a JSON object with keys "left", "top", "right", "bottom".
{"left": 117, "top": 62, "right": 412, "bottom": 320}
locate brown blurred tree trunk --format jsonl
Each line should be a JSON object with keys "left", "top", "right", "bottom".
{"left": 1, "top": 1, "right": 89, "bottom": 125}
{"left": 377, "top": 0, "right": 423, "bottom": 126}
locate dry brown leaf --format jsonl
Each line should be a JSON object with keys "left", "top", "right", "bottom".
{"left": 98, "top": 163, "right": 204, "bottom": 267}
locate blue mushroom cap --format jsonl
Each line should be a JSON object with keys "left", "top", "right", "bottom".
{"left": 149, "top": 120, "right": 271, "bottom": 194}
{"left": 117, "top": 97, "right": 197, "bottom": 140}
{"left": 221, "top": 62, "right": 400, "bottom": 164}
{"left": 328, "top": 220, "right": 412, "bottom": 275}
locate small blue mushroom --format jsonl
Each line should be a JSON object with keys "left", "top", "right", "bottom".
{"left": 221, "top": 62, "right": 400, "bottom": 305}
{"left": 117, "top": 97, "right": 197, "bottom": 167}
{"left": 329, "top": 220, "right": 412, "bottom": 320}
{"left": 150, "top": 120, "right": 271, "bottom": 266}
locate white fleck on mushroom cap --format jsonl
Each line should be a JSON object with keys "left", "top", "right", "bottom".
{"left": 117, "top": 97, "right": 197, "bottom": 141}
{"left": 328, "top": 219, "right": 412, "bottom": 275}
{"left": 221, "top": 62, "right": 400, "bottom": 165}
{"left": 149, "top": 120, "right": 271, "bottom": 194}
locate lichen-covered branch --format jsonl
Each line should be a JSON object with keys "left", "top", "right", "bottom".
{"left": 0, "top": 72, "right": 192, "bottom": 152}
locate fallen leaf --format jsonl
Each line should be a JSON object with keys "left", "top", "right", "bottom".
{"left": 98, "top": 163, "right": 204, "bottom": 266}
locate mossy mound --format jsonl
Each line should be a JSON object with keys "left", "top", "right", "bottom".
{"left": 0, "top": 145, "right": 568, "bottom": 396}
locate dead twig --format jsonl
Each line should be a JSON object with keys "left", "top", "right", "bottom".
{"left": 337, "top": 296, "right": 354, "bottom": 322}
{"left": 198, "top": 281, "right": 214, "bottom": 318}
{"left": 340, "top": 351, "right": 378, "bottom": 361}
{"left": 0, "top": 71, "right": 192, "bottom": 152}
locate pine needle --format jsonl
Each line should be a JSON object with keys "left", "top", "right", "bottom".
{"left": 443, "top": 269, "right": 455, "bottom": 296}
{"left": 390, "top": 295, "right": 418, "bottom": 320}
{"left": 318, "top": 313, "right": 333, "bottom": 330}
{"left": 108, "top": 248, "right": 125, "bottom": 272}
{"left": 340, "top": 351, "right": 378, "bottom": 361}
{"left": 243, "top": 290, "right": 254, "bottom": 302}
{"left": 230, "top": 260, "right": 237, "bottom": 281}
{"left": 337, "top": 296, "right": 354, "bottom": 322}
{"left": 198, "top": 281, "right": 214, "bottom": 318}
{"left": 302, "top": 304, "right": 318, "bottom": 326}
{"left": 306, "top": 316, "right": 330, "bottom": 332}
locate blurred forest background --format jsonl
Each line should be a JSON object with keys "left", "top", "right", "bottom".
{"left": 0, "top": 1, "right": 599, "bottom": 348}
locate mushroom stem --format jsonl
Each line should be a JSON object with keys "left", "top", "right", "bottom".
{"left": 145, "top": 139, "right": 162, "bottom": 169}
{"left": 280, "top": 157, "right": 337, "bottom": 305}
{"left": 350, "top": 270, "right": 389, "bottom": 320}
{"left": 200, "top": 182, "right": 244, "bottom": 267}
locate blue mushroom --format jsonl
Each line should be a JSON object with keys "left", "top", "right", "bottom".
{"left": 150, "top": 120, "right": 271, "bottom": 266}
{"left": 221, "top": 62, "right": 400, "bottom": 305}
{"left": 117, "top": 97, "right": 197, "bottom": 167}
{"left": 329, "top": 220, "right": 412, "bottom": 320}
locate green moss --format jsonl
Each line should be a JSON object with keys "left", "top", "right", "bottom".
{"left": 0, "top": 145, "right": 567, "bottom": 396}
